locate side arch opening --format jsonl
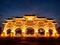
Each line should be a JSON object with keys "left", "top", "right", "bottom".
{"left": 49, "top": 29, "right": 53, "bottom": 36}
{"left": 7, "top": 29, "right": 11, "bottom": 36}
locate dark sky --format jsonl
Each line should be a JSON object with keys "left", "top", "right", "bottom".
{"left": 0, "top": 0, "right": 60, "bottom": 27}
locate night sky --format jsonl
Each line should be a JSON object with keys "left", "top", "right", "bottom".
{"left": 0, "top": 0, "right": 60, "bottom": 27}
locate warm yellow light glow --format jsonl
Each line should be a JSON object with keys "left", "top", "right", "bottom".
{"left": 22, "top": 30, "right": 25, "bottom": 32}
{"left": 35, "top": 30, "right": 38, "bottom": 32}
{"left": 54, "top": 30, "right": 57, "bottom": 33}
{"left": 3, "top": 30, "right": 6, "bottom": 32}
{"left": 1, "top": 15, "right": 59, "bottom": 37}
{"left": 46, "top": 30, "right": 48, "bottom": 32}
{"left": 28, "top": 18, "right": 33, "bottom": 20}
{"left": 11, "top": 30, "right": 14, "bottom": 32}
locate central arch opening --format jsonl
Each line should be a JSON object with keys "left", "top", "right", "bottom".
{"left": 7, "top": 29, "right": 11, "bottom": 36}
{"left": 38, "top": 28, "right": 45, "bottom": 35}
{"left": 15, "top": 28, "right": 22, "bottom": 36}
{"left": 26, "top": 27, "right": 34, "bottom": 35}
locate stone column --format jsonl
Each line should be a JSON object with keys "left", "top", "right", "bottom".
{"left": 45, "top": 27, "right": 49, "bottom": 37}
{"left": 11, "top": 29, "right": 15, "bottom": 37}
{"left": 52, "top": 28, "right": 58, "bottom": 37}
{"left": 22, "top": 26, "right": 26, "bottom": 37}
{"left": 34, "top": 28, "right": 38, "bottom": 37}
{"left": 1, "top": 30, "right": 7, "bottom": 37}
{"left": 45, "top": 30, "right": 49, "bottom": 37}
{"left": 52, "top": 23, "right": 58, "bottom": 37}
{"left": 22, "top": 29, "right": 25, "bottom": 37}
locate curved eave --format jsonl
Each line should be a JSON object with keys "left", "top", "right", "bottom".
{"left": 2, "top": 23, "right": 7, "bottom": 24}
{"left": 47, "top": 20, "right": 54, "bottom": 22}
{"left": 4, "top": 19, "right": 13, "bottom": 21}
{"left": 36, "top": 18, "right": 47, "bottom": 21}
{"left": 13, "top": 18, "right": 25, "bottom": 21}
{"left": 23, "top": 15, "right": 37, "bottom": 18}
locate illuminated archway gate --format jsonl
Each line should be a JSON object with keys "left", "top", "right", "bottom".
{"left": 1, "top": 15, "right": 58, "bottom": 37}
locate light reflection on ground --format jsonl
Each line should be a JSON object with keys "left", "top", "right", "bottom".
{"left": 0, "top": 37, "right": 60, "bottom": 45}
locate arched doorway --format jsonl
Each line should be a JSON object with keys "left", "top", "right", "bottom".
{"left": 38, "top": 28, "right": 45, "bottom": 35}
{"left": 15, "top": 28, "right": 22, "bottom": 36}
{"left": 26, "top": 27, "right": 34, "bottom": 35}
{"left": 49, "top": 29, "right": 53, "bottom": 36}
{"left": 7, "top": 29, "right": 11, "bottom": 36}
